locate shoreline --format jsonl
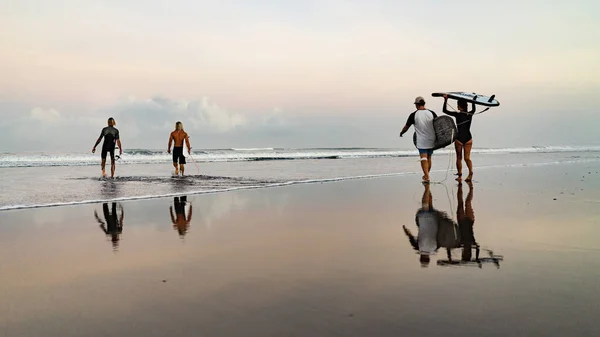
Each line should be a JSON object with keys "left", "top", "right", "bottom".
{"left": 2, "top": 154, "right": 599, "bottom": 211}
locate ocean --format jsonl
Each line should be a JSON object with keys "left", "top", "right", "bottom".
{"left": 1, "top": 146, "right": 599, "bottom": 210}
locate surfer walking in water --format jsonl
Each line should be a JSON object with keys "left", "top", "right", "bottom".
{"left": 168, "top": 121, "right": 192, "bottom": 176}
{"left": 400, "top": 96, "right": 438, "bottom": 183}
{"left": 92, "top": 117, "right": 122, "bottom": 178}
{"left": 442, "top": 94, "right": 475, "bottom": 182}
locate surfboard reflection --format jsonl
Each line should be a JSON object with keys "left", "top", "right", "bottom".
{"left": 402, "top": 182, "right": 503, "bottom": 268}
{"left": 94, "top": 202, "right": 124, "bottom": 251}
{"left": 170, "top": 196, "right": 193, "bottom": 238}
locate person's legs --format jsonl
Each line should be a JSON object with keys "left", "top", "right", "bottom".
{"left": 101, "top": 148, "right": 107, "bottom": 177}
{"left": 457, "top": 182, "right": 465, "bottom": 220}
{"left": 109, "top": 150, "right": 116, "bottom": 178}
{"left": 427, "top": 151, "right": 432, "bottom": 173}
{"left": 454, "top": 140, "right": 464, "bottom": 181}
{"left": 464, "top": 140, "right": 473, "bottom": 181}
{"left": 419, "top": 149, "right": 430, "bottom": 182}
{"left": 172, "top": 148, "right": 179, "bottom": 175}
{"left": 179, "top": 152, "right": 187, "bottom": 176}
{"left": 103, "top": 203, "right": 110, "bottom": 219}
{"left": 465, "top": 181, "right": 474, "bottom": 220}
{"left": 421, "top": 183, "right": 432, "bottom": 209}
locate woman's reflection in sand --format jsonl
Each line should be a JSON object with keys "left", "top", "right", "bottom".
{"left": 170, "top": 196, "right": 193, "bottom": 238}
{"left": 436, "top": 182, "right": 503, "bottom": 268}
{"left": 94, "top": 202, "right": 124, "bottom": 251}
{"left": 458, "top": 181, "right": 476, "bottom": 261}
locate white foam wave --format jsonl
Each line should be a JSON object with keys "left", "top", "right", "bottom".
{"left": 231, "top": 147, "right": 275, "bottom": 151}
{"left": 1, "top": 146, "right": 599, "bottom": 168}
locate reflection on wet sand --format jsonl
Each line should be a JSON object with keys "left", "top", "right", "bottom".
{"left": 94, "top": 202, "right": 124, "bottom": 250}
{"left": 170, "top": 196, "right": 192, "bottom": 238}
{"left": 437, "top": 182, "right": 503, "bottom": 268}
{"left": 100, "top": 179, "right": 121, "bottom": 199}
{"left": 403, "top": 182, "right": 503, "bottom": 268}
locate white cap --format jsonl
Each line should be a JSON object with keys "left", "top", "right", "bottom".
{"left": 414, "top": 96, "right": 425, "bottom": 104}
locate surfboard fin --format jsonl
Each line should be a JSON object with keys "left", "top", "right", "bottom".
{"left": 488, "top": 94, "right": 495, "bottom": 102}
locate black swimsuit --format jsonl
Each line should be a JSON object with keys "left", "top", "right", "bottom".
{"left": 442, "top": 101, "right": 474, "bottom": 144}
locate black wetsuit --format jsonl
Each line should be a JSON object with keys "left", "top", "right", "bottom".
{"left": 98, "top": 126, "right": 120, "bottom": 159}
{"left": 442, "top": 101, "right": 475, "bottom": 144}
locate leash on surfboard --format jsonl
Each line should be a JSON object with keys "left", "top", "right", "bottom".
{"left": 187, "top": 152, "right": 201, "bottom": 175}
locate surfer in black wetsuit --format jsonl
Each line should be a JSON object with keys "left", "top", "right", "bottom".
{"left": 94, "top": 202, "right": 124, "bottom": 250}
{"left": 92, "top": 117, "right": 123, "bottom": 178}
{"left": 442, "top": 95, "right": 475, "bottom": 182}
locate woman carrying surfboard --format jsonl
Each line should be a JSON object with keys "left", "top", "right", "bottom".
{"left": 442, "top": 94, "right": 475, "bottom": 182}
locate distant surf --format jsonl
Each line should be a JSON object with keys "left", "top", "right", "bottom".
{"left": 1, "top": 146, "right": 599, "bottom": 168}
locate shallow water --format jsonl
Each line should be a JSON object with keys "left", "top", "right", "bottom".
{"left": 1, "top": 148, "right": 599, "bottom": 210}
{"left": 0, "top": 159, "right": 599, "bottom": 336}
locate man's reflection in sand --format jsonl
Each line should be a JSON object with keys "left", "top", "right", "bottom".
{"left": 403, "top": 184, "right": 461, "bottom": 267}
{"left": 94, "top": 202, "right": 124, "bottom": 251}
{"left": 170, "top": 196, "right": 193, "bottom": 238}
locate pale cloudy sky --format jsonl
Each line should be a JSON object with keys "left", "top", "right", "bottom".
{"left": 1, "top": 0, "right": 599, "bottom": 152}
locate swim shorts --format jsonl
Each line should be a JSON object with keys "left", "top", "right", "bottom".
{"left": 418, "top": 148, "right": 433, "bottom": 155}
{"left": 172, "top": 146, "right": 186, "bottom": 164}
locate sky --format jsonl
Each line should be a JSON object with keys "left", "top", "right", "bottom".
{"left": 1, "top": 0, "right": 599, "bottom": 152}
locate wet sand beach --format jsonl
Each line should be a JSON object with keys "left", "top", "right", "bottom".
{"left": 1, "top": 159, "right": 599, "bottom": 337}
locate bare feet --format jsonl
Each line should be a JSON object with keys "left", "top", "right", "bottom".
{"left": 455, "top": 173, "right": 462, "bottom": 182}
{"left": 465, "top": 173, "right": 473, "bottom": 182}
{"left": 101, "top": 169, "right": 107, "bottom": 178}
{"left": 422, "top": 175, "right": 430, "bottom": 184}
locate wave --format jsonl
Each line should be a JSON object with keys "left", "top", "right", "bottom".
{"left": 230, "top": 147, "right": 276, "bottom": 151}
{"left": 1, "top": 146, "right": 599, "bottom": 168}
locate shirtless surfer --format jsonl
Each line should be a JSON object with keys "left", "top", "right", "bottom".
{"left": 92, "top": 117, "right": 122, "bottom": 178}
{"left": 442, "top": 94, "right": 476, "bottom": 182}
{"left": 168, "top": 121, "right": 192, "bottom": 176}
{"left": 400, "top": 96, "right": 438, "bottom": 183}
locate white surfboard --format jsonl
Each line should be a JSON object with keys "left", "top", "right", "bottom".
{"left": 431, "top": 92, "right": 500, "bottom": 107}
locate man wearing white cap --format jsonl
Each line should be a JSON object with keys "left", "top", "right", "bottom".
{"left": 399, "top": 96, "right": 437, "bottom": 183}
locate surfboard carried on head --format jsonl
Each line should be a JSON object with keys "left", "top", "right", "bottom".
{"left": 431, "top": 92, "right": 500, "bottom": 107}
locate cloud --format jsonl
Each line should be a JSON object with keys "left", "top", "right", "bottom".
{"left": 113, "top": 96, "right": 246, "bottom": 139}
{"left": 0, "top": 95, "right": 286, "bottom": 152}
{"left": 30, "top": 107, "right": 61, "bottom": 123}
